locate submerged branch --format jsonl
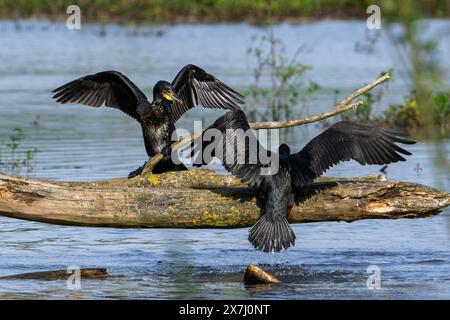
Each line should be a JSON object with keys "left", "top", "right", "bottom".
{"left": 0, "top": 268, "right": 108, "bottom": 280}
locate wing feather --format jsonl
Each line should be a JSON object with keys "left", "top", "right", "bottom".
{"left": 170, "top": 64, "right": 244, "bottom": 123}
{"left": 290, "top": 121, "right": 415, "bottom": 187}
{"left": 190, "top": 110, "right": 270, "bottom": 187}
{"left": 52, "top": 71, "right": 148, "bottom": 121}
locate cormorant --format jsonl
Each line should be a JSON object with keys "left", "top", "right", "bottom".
{"left": 191, "top": 110, "right": 416, "bottom": 252}
{"left": 52, "top": 64, "right": 244, "bottom": 177}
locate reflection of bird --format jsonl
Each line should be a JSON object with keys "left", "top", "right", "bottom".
{"left": 52, "top": 65, "right": 244, "bottom": 177}
{"left": 191, "top": 110, "right": 416, "bottom": 252}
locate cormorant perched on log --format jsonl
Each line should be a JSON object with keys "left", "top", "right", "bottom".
{"left": 52, "top": 65, "right": 244, "bottom": 177}
{"left": 191, "top": 110, "right": 416, "bottom": 252}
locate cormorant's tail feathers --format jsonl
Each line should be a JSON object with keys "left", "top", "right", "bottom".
{"left": 248, "top": 215, "right": 296, "bottom": 253}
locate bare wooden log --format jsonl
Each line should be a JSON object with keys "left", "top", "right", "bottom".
{"left": 0, "top": 170, "right": 448, "bottom": 228}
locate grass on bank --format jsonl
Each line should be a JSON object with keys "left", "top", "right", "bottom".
{"left": 0, "top": 0, "right": 449, "bottom": 24}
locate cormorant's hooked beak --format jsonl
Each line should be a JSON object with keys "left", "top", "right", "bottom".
{"left": 162, "top": 90, "right": 182, "bottom": 103}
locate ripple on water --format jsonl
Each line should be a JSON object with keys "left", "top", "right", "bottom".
{"left": 0, "top": 20, "right": 449, "bottom": 299}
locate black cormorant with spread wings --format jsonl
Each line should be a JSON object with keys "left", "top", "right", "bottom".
{"left": 191, "top": 110, "right": 415, "bottom": 252}
{"left": 52, "top": 64, "right": 244, "bottom": 177}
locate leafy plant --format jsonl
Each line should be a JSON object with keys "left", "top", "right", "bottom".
{"left": 335, "top": 65, "right": 449, "bottom": 138}
{"left": 383, "top": 93, "right": 422, "bottom": 133}
{"left": 246, "top": 28, "right": 319, "bottom": 122}
{"left": 381, "top": 90, "right": 450, "bottom": 137}
{"left": 432, "top": 92, "right": 450, "bottom": 128}
{"left": 0, "top": 128, "right": 38, "bottom": 175}
{"left": 340, "top": 92, "right": 376, "bottom": 124}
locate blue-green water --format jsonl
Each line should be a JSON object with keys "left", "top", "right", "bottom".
{"left": 0, "top": 20, "right": 449, "bottom": 299}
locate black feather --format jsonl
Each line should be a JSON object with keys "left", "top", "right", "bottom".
{"left": 190, "top": 112, "right": 416, "bottom": 253}
{"left": 52, "top": 70, "right": 147, "bottom": 120}
{"left": 170, "top": 64, "right": 244, "bottom": 123}
{"left": 290, "top": 121, "right": 416, "bottom": 187}
{"left": 52, "top": 66, "right": 244, "bottom": 178}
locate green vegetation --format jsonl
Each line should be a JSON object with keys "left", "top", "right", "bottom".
{"left": 339, "top": 0, "right": 450, "bottom": 143}
{"left": 383, "top": 91, "right": 450, "bottom": 137}
{"left": 340, "top": 88, "right": 450, "bottom": 138}
{"left": 0, "top": 0, "right": 448, "bottom": 23}
{"left": 245, "top": 28, "right": 320, "bottom": 121}
{"left": 340, "top": 91, "right": 383, "bottom": 124}
{"left": 391, "top": 1, "right": 450, "bottom": 173}
{"left": 0, "top": 128, "right": 38, "bottom": 175}
{"left": 338, "top": 62, "right": 450, "bottom": 139}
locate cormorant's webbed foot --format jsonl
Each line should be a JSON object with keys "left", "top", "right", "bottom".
{"left": 128, "top": 162, "right": 146, "bottom": 179}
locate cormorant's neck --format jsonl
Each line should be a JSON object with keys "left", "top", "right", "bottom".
{"left": 152, "top": 98, "right": 172, "bottom": 110}
{"left": 161, "top": 99, "right": 173, "bottom": 108}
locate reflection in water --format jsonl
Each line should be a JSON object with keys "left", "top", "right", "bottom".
{"left": 164, "top": 233, "right": 198, "bottom": 300}
{"left": 0, "top": 20, "right": 449, "bottom": 299}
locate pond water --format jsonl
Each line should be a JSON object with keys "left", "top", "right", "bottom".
{"left": 0, "top": 20, "right": 449, "bottom": 299}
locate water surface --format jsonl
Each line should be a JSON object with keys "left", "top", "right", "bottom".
{"left": 0, "top": 20, "right": 449, "bottom": 299}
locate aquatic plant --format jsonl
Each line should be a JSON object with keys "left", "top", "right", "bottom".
{"left": 383, "top": 90, "right": 450, "bottom": 137}
{"left": 246, "top": 27, "right": 320, "bottom": 121}
{"left": 337, "top": 69, "right": 391, "bottom": 125}
{"left": 0, "top": 128, "right": 38, "bottom": 175}
{"left": 338, "top": 77, "right": 450, "bottom": 138}
{"left": 340, "top": 92, "right": 379, "bottom": 124}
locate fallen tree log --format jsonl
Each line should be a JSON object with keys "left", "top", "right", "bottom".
{"left": 0, "top": 170, "right": 449, "bottom": 228}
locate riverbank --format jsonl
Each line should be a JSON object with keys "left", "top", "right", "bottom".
{"left": 0, "top": 0, "right": 448, "bottom": 24}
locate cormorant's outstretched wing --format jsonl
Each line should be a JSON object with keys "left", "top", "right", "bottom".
{"left": 290, "top": 121, "right": 416, "bottom": 187}
{"left": 191, "top": 110, "right": 270, "bottom": 187}
{"left": 52, "top": 71, "right": 148, "bottom": 121}
{"left": 170, "top": 64, "right": 244, "bottom": 123}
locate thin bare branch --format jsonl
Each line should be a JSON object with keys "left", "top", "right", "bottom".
{"left": 250, "top": 72, "right": 390, "bottom": 129}
{"left": 142, "top": 73, "right": 390, "bottom": 175}
{"left": 250, "top": 100, "right": 364, "bottom": 129}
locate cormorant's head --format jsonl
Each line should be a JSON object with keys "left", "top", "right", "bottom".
{"left": 278, "top": 143, "right": 291, "bottom": 156}
{"left": 153, "top": 81, "right": 181, "bottom": 103}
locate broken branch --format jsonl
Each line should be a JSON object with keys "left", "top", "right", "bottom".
{"left": 142, "top": 73, "right": 390, "bottom": 174}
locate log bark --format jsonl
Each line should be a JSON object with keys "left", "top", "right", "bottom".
{"left": 0, "top": 170, "right": 449, "bottom": 228}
